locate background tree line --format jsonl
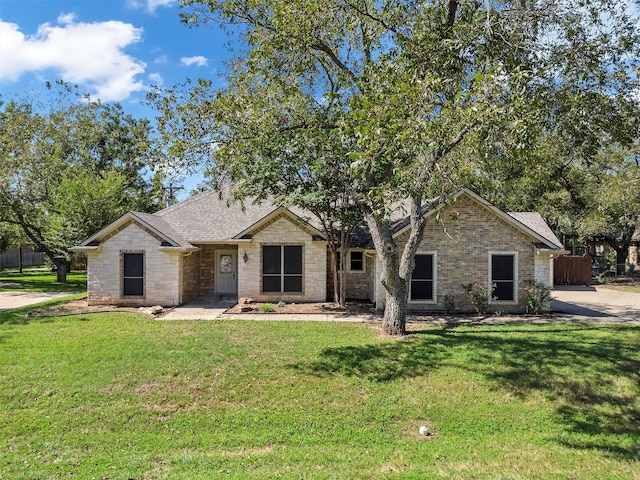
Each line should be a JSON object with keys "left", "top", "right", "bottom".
{"left": 0, "top": 81, "right": 166, "bottom": 267}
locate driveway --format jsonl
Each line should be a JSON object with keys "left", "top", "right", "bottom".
{"left": 551, "top": 286, "right": 640, "bottom": 324}
{"left": 0, "top": 291, "right": 72, "bottom": 311}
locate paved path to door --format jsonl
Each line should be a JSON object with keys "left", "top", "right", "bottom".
{"left": 160, "top": 297, "right": 238, "bottom": 320}
{"left": 0, "top": 291, "right": 72, "bottom": 311}
{"left": 551, "top": 286, "right": 640, "bottom": 324}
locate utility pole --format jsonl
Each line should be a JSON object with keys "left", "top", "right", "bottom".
{"left": 162, "top": 182, "right": 184, "bottom": 207}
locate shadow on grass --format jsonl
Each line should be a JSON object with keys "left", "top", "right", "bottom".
{"left": 0, "top": 294, "right": 86, "bottom": 325}
{"left": 291, "top": 323, "right": 640, "bottom": 461}
{"left": 0, "top": 271, "right": 87, "bottom": 293}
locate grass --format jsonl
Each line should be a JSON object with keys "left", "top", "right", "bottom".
{"left": 600, "top": 284, "right": 640, "bottom": 295}
{"left": 0, "top": 270, "right": 87, "bottom": 293}
{"left": 0, "top": 308, "right": 638, "bottom": 479}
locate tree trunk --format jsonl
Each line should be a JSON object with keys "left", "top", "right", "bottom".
{"left": 607, "top": 234, "right": 633, "bottom": 275}
{"left": 364, "top": 193, "right": 430, "bottom": 335}
{"left": 383, "top": 281, "right": 407, "bottom": 335}
{"left": 365, "top": 212, "right": 407, "bottom": 335}
{"left": 339, "top": 228, "right": 348, "bottom": 306}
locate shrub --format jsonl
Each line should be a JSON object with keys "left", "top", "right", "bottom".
{"left": 444, "top": 294, "right": 455, "bottom": 314}
{"left": 524, "top": 279, "right": 553, "bottom": 314}
{"left": 277, "top": 301, "right": 286, "bottom": 308}
{"left": 260, "top": 304, "right": 275, "bottom": 312}
{"left": 462, "top": 283, "right": 496, "bottom": 314}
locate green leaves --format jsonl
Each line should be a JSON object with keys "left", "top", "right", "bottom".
{"left": 0, "top": 82, "right": 162, "bottom": 260}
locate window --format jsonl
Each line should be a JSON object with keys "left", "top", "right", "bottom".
{"left": 491, "top": 254, "right": 515, "bottom": 301}
{"left": 123, "top": 253, "right": 144, "bottom": 297}
{"left": 410, "top": 254, "right": 434, "bottom": 301}
{"left": 350, "top": 251, "right": 364, "bottom": 271}
{"left": 262, "top": 245, "right": 303, "bottom": 293}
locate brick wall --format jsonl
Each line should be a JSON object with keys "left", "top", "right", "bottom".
{"left": 325, "top": 250, "right": 375, "bottom": 302}
{"left": 238, "top": 216, "right": 326, "bottom": 303}
{"left": 181, "top": 249, "right": 201, "bottom": 303}
{"left": 377, "top": 194, "right": 537, "bottom": 313}
{"left": 87, "top": 222, "right": 182, "bottom": 306}
{"left": 198, "top": 245, "right": 216, "bottom": 295}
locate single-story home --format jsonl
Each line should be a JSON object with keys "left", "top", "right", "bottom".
{"left": 72, "top": 188, "right": 567, "bottom": 313}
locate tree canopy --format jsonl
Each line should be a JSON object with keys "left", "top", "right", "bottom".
{"left": 0, "top": 82, "right": 164, "bottom": 265}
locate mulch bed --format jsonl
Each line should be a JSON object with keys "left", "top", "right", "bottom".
{"left": 224, "top": 301, "right": 378, "bottom": 315}
{"left": 26, "top": 298, "right": 148, "bottom": 317}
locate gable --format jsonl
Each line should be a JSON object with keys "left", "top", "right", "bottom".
{"left": 233, "top": 207, "right": 326, "bottom": 240}
{"left": 392, "top": 189, "right": 563, "bottom": 250}
{"left": 71, "top": 212, "right": 196, "bottom": 253}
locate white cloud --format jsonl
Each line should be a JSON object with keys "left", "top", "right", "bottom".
{"left": 148, "top": 72, "right": 163, "bottom": 86}
{"left": 0, "top": 16, "right": 146, "bottom": 101}
{"left": 127, "top": 0, "right": 175, "bottom": 13}
{"left": 154, "top": 54, "right": 169, "bottom": 64}
{"left": 180, "top": 55, "right": 208, "bottom": 67}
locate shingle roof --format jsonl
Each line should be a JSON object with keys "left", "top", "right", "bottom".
{"left": 132, "top": 188, "right": 564, "bottom": 251}
{"left": 130, "top": 212, "right": 195, "bottom": 249}
{"left": 507, "top": 212, "right": 564, "bottom": 249}
{"left": 153, "top": 191, "right": 322, "bottom": 243}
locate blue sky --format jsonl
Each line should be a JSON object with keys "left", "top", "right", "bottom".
{"left": 0, "top": 0, "right": 230, "bottom": 108}
{"left": 0, "top": 0, "right": 233, "bottom": 195}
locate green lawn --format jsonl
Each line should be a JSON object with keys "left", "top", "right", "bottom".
{"left": 0, "top": 307, "right": 638, "bottom": 479}
{"left": 0, "top": 270, "right": 87, "bottom": 293}
{"left": 600, "top": 284, "right": 640, "bottom": 295}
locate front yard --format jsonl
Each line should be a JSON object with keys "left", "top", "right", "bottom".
{"left": 0, "top": 304, "right": 638, "bottom": 478}
{"left": 0, "top": 270, "right": 87, "bottom": 293}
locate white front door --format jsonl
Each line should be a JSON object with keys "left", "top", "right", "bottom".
{"left": 216, "top": 250, "right": 237, "bottom": 295}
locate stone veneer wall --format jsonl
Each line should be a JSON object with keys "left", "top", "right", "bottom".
{"left": 534, "top": 252, "right": 553, "bottom": 287}
{"left": 325, "top": 250, "right": 375, "bottom": 302}
{"left": 181, "top": 249, "right": 201, "bottom": 303}
{"left": 377, "top": 195, "right": 537, "bottom": 313}
{"left": 198, "top": 245, "right": 216, "bottom": 296}
{"left": 87, "top": 222, "right": 182, "bottom": 306}
{"left": 238, "top": 216, "right": 326, "bottom": 303}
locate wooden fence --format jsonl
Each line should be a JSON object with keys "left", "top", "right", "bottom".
{"left": 553, "top": 255, "right": 592, "bottom": 286}
{"left": 0, "top": 248, "right": 46, "bottom": 270}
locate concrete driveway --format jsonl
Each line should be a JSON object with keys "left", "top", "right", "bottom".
{"left": 0, "top": 291, "right": 72, "bottom": 311}
{"left": 551, "top": 286, "right": 640, "bottom": 324}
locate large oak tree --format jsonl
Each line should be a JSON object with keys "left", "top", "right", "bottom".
{"left": 151, "top": 0, "right": 640, "bottom": 334}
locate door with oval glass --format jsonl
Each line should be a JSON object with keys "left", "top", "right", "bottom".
{"left": 216, "top": 250, "right": 237, "bottom": 295}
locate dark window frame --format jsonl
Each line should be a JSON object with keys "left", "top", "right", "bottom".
{"left": 262, "top": 244, "right": 304, "bottom": 294}
{"left": 410, "top": 252, "right": 436, "bottom": 303}
{"left": 349, "top": 251, "right": 364, "bottom": 272}
{"left": 122, "top": 251, "right": 144, "bottom": 298}
{"left": 490, "top": 252, "right": 517, "bottom": 302}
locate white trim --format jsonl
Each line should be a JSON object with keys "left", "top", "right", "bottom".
{"left": 409, "top": 251, "right": 437, "bottom": 305}
{"left": 489, "top": 251, "right": 518, "bottom": 304}
{"left": 121, "top": 250, "right": 145, "bottom": 299}
{"left": 261, "top": 243, "right": 305, "bottom": 294}
{"left": 348, "top": 250, "right": 366, "bottom": 273}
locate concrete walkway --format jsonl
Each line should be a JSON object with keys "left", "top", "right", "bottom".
{"left": 160, "top": 297, "right": 237, "bottom": 320}
{"left": 0, "top": 291, "right": 72, "bottom": 311}
{"left": 550, "top": 285, "right": 640, "bottom": 324}
{"left": 159, "top": 287, "right": 640, "bottom": 325}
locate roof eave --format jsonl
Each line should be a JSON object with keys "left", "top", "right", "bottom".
{"left": 158, "top": 246, "right": 200, "bottom": 253}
